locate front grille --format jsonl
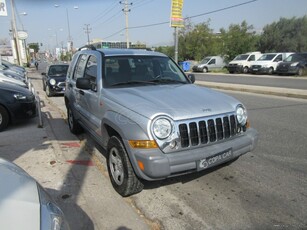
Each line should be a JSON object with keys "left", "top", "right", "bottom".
{"left": 58, "top": 82, "right": 65, "bottom": 88}
{"left": 251, "top": 65, "right": 261, "bottom": 69}
{"left": 178, "top": 114, "right": 238, "bottom": 148}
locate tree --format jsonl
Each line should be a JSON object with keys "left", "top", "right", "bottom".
{"left": 259, "top": 16, "right": 307, "bottom": 52}
{"left": 219, "top": 21, "right": 259, "bottom": 62}
{"left": 28, "top": 43, "right": 40, "bottom": 53}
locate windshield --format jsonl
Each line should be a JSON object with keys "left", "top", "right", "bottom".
{"left": 104, "top": 56, "right": 189, "bottom": 87}
{"left": 234, "top": 54, "right": 249, "bottom": 61}
{"left": 258, "top": 54, "right": 276, "bottom": 61}
{"left": 200, "top": 57, "right": 211, "bottom": 64}
{"left": 48, "top": 65, "right": 69, "bottom": 76}
{"left": 284, "top": 54, "right": 304, "bottom": 62}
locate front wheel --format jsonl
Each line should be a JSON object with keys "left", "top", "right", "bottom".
{"left": 67, "top": 105, "right": 83, "bottom": 134}
{"left": 202, "top": 67, "right": 208, "bottom": 73}
{"left": 107, "top": 136, "right": 144, "bottom": 197}
{"left": 46, "top": 85, "right": 52, "bottom": 97}
{"left": 0, "top": 105, "right": 9, "bottom": 132}
{"left": 268, "top": 67, "right": 274, "bottom": 75}
{"left": 297, "top": 68, "right": 304, "bottom": 76}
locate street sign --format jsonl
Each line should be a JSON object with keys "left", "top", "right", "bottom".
{"left": 170, "top": 0, "right": 184, "bottom": 28}
{"left": 0, "top": 0, "right": 8, "bottom": 16}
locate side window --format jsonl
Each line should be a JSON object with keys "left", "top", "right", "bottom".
{"left": 73, "top": 54, "right": 88, "bottom": 80}
{"left": 208, "top": 59, "right": 216, "bottom": 64}
{"left": 248, "top": 55, "right": 255, "bottom": 61}
{"left": 274, "top": 55, "right": 282, "bottom": 62}
{"left": 84, "top": 55, "right": 98, "bottom": 91}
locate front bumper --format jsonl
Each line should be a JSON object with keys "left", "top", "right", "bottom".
{"left": 250, "top": 66, "right": 272, "bottom": 74}
{"left": 10, "top": 100, "right": 37, "bottom": 123}
{"left": 276, "top": 66, "right": 298, "bottom": 75}
{"left": 227, "top": 65, "right": 243, "bottom": 73}
{"left": 126, "top": 128, "right": 258, "bottom": 181}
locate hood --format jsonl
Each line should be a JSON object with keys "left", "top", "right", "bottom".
{"left": 229, "top": 60, "right": 246, "bottom": 65}
{"left": 251, "top": 60, "right": 273, "bottom": 66}
{"left": 0, "top": 75, "right": 27, "bottom": 88}
{"left": 0, "top": 158, "right": 40, "bottom": 230}
{"left": 106, "top": 84, "right": 240, "bottom": 120}
{"left": 48, "top": 75, "right": 66, "bottom": 83}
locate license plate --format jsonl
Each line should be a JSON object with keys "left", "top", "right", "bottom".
{"left": 198, "top": 148, "right": 233, "bottom": 170}
{"left": 253, "top": 68, "right": 258, "bottom": 71}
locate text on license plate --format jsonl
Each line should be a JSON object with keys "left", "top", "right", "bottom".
{"left": 198, "top": 148, "right": 233, "bottom": 170}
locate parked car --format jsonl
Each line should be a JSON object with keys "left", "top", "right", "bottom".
{"left": 227, "top": 52, "right": 262, "bottom": 73}
{"left": 1, "top": 59, "right": 26, "bottom": 74}
{"left": 42, "top": 64, "right": 69, "bottom": 97}
{"left": 0, "top": 72, "right": 27, "bottom": 88}
{"left": 0, "top": 157, "right": 70, "bottom": 230}
{"left": 0, "top": 82, "right": 36, "bottom": 131}
{"left": 276, "top": 53, "right": 307, "bottom": 76}
{"left": 64, "top": 47, "right": 258, "bottom": 197}
{"left": 250, "top": 52, "right": 293, "bottom": 74}
{"left": 192, "top": 56, "right": 227, "bottom": 73}
{"left": 0, "top": 62, "right": 27, "bottom": 79}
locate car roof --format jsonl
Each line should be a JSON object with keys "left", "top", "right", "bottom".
{"left": 82, "top": 48, "right": 168, "bottom": 58}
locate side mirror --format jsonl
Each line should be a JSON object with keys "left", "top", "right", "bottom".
{"left": 41, "top": 72, "right": 46, "bottom": 75}
{"left": 188, "top": 74, "right": 195, "bottom": 83}
{"left": 76, "top": 78, "right": 91, "bottom": 90}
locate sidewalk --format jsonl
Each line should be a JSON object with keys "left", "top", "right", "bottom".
{"left": 0, "top": 71, "right": 154, "bottom": 230}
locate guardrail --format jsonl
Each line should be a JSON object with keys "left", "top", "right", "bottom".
{"left": 28, "top": 79, "right": 43, "bottom": 128}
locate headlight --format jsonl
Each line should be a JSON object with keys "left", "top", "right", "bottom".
{"left": 49, "top": 79, "right": 56, "bottom": 85}
{"left": 236, "top": 105, "right": 247, "bottom": 125}
{"left": 290, "top": 62, "right": 299, "bottom": 66}
{"left": 37, "top": 184, "right": 70, "bottom": 230}
{"left": 13, "top": 93, "right": 27, "bottom": 100}
{"left": 152, "top": 117, "right": 173, "bottom": 139}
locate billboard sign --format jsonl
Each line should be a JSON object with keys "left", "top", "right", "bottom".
{"left": 170, "top": 0, "right": 184, "bottom": 28}
{"left": 0, "top": 0, "right": 8, "bottom": 16}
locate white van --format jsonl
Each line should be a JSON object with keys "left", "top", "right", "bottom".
{"left": 250, "top": 52, "right": 293, "bottom": 74}
{"left": 227, "top": 52, "right": 262, "bottom": 73}
{"left": 192, "top": 56, "right": 226, "bottom": 73}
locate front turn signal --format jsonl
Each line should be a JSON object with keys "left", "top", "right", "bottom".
{"left": 129, "top": 140, "right": 158, "bottom": 149}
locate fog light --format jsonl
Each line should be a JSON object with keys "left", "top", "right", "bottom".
{"left": 169, "top": 140, "right": 177, "bottom": 149}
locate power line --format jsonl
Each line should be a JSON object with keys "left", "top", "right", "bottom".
{"left": 103, "top": 0, "right": 258, "bottom": 39}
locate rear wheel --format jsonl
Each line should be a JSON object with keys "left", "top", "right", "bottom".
{"left": 67, "top": 105, "right": 83, "bottom": 134}
{"left": 107, "top": 136, "right": 144, "bottom": 197}
{"left": 0, "top": 105, "right": 9, "bottom": 132}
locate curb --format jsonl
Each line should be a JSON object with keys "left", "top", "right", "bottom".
{"left": 196, "top": 81, "right": 307, "bottom": 99}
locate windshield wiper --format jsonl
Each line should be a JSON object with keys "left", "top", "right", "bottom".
{"left": 149, "top": 78, "right": 187, "bottom": 84}
{"left": 111, "top": 80, "right": 158, "bottom": 87}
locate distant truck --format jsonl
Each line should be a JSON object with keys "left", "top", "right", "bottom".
{"left": 250, "top": 52, "right": 293, "bottom": 74}
{"left": 227, "top": 52, "right": 262, "bottom": 74}
{"left": 192, "top": 56, "right": 227, "bottom": 73}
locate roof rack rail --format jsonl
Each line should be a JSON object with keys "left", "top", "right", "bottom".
{"left": 78, "top": 45, "right": 96, "bottom": 51}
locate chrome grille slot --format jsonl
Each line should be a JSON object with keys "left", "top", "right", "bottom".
{"left": 178, "top": 114, "right": 239, "bottom": 148}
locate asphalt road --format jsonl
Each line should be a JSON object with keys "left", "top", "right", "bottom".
{"left": 193, "top": 73, "right": 307, "bottom": 90}
{"left": 41, "top": 71, "right": 307, "bottom": 229}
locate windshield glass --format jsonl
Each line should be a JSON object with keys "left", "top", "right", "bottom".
{"left": 104, "top": 56, "right": 189, "bottom": 87}
{"left": 200, "top": 57, "right": 211, "bottom": 64}
{"left": 48, "top": 65, "right": 69, "bottom": 76}
{"left": 258, "top": 54, "right": 276, "bottom": 61}
{"left": 284, "top": 54, "right": 304, "bottom": 62}
{"left": 234, "top": 54, "right": 249, "bottom": 61}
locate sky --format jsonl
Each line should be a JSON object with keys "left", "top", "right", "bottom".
{"left": 0, "top": 0, "right": 306, "bottom": 51}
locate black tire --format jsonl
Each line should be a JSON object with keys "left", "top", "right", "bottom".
{"left": 268, "top": 67, "right": 274, "bottom": 75}
{"left": 243, "top": 66, "right": 249, "bottom": 74}
{"left": 67, "top": 105, "right": 83, "bottom": 134}
{"left": 297, "top": 68, "right": 303, "bottom": 76}
{"left": 42, "top": 81, "right": 46, "bottom": 91}
{"left": 46, "top": 85, "right": 52, "bottom": 97}
{"left": 202, "top": 67, "right": 208, "bottom": 73}
{"left": 107, "top": 136, "right": 144, "bottom": 197}
{"left": 0, "top": 105, "right": 9, "bottom": 132}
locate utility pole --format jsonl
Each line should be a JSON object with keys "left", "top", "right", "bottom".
{"left": 83, "top": 24, "right": 91, "bottom": 44}
{"left": 120, "top": 0, "right": 132, "bottom": 49}
{"left": 10, "top": 0, "right": 22, "bottom": 65}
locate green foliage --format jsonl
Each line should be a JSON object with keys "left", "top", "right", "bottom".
{"left": 28, "top": 43, "right": 40, "bottom": 53}
{"left": 259, "top": 16, "right": 307, "bottom": 52}
{"left": 154, "top": 15, "right": 307, "bottom": 64}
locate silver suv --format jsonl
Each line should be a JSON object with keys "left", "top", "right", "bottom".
{"left": 64, "top": 46, "right": 258, "bottom": 197}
